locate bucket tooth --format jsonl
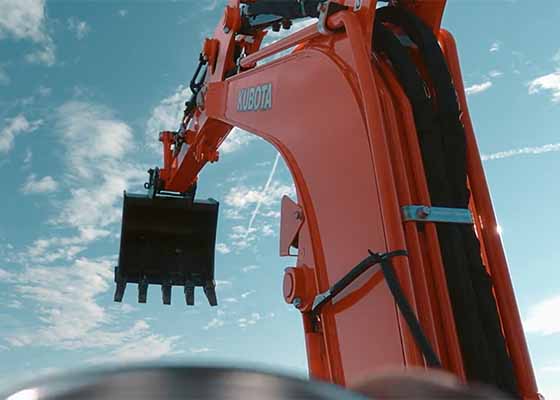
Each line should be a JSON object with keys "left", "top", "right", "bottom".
{"left": 138, "top": 278, "right": 149, "bottom": 303}
{"left": 114, "top": 267, "right": 126, "bottom": 302}
{"left": 204, "top": 281, "right": 218, "bottom": 307}
{"left": 162, "top": 281, "right": 172, "bottom": 305}
{"left": 185, "top": 281, "right": 195, "bottom": 306}
{"left": 114, "top": 281, "right": 126, "bottom": 302}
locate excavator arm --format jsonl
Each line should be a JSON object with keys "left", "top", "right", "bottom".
{"left": 113, "top": 1, "right": 541, "bottom": 398}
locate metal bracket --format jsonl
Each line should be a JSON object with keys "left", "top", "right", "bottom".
{"left": 401, "top": 205, "right": 473, "bottom": 224}
{"left": 144, "top": 167, "right": 162, "bottom": 199}
{"left": 317, "top": 1, "right": 346, "bottom": 35}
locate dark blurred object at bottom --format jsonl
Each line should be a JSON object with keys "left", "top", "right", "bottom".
{"left": 351, "top": 367, "right": 515, "bottom": 400}
{"left": 1, "top": 366, "right": 369, "bottom": 400}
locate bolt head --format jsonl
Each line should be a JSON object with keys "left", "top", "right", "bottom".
{"left": 417, "top": 206, "right": 431, "bottom": 218}
{"left": 293, "top": 297, "right": 302, "bottom": 309}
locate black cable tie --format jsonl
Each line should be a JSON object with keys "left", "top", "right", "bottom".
{"left": 310, "top": 248, "right": 441, "bottom": 368}
{"left": 311, "top": 250, "right": 407, "bottom": 315}
{"left": 369, "top": 249, "right": 442, "bottom": 368}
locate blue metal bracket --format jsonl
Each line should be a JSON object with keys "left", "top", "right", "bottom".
{"left": 401, "top": 205, "right": 473, "bottom": 224}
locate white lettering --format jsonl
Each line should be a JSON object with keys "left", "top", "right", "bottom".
{"left": 242, "top": 88, "right": 249, "bottom": 111}
{"left": 237, "top": 83, "right": 272, "bottom": 112}
{"left": 237, "top": 88, "right": 244, "bottom": 111}
{"left": 263, "top": 83, "right": 272, "bottom": 109}
{"left": 254, "top": 86, "right": 262, "bottom": 109}
{"left": 248, "top": 88, "right": 255, "bottom": 110}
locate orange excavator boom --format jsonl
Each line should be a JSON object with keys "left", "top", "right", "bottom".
{"left": 113, "top": 1, "right": 541, "bottom": 398}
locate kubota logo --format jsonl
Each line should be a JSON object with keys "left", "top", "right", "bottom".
{"left": 237, "top": 83, "right": 272, "bottom": 112}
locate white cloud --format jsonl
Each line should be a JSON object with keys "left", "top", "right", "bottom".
{"left": 0, "top": 114, "right": 43, "bottom": 154}
{"left": 23, "top": 149, "right": 33, "bottom": 168}
{"left": 37, "top": 85, "right": 51, "bottom": 96}
{"left": 0, "top": 0, "right": 56, "bottom": 66}
{"left": 21, "top": 174, "right": 58, "bottom": 194}
{"left": 7, "top": 299, "right": 23, "bottom": 309}
{"left": 215, "top": 280, "right": 232, "bottom": 288}
{"left": 223, "top": 297, "right": 238, "bottom": 303}
{"left": 224, "top": 160, "right": 294, "bottom": 249}
{"left": 261, "top": 224, "right": 275, "bottom": 236}
{"left": 117, "top": 9, "right": 128, "bottom": 17}
{"left": 225, "top": 181, "right": 293, "bottom": 210}
{"left": 542, "top": 363, "right": 560, "bottom": 373}
{"left": 0, "top": 268, "right": 15, "bottom": 281}
{"left": 7, "top": 257, "right": 113, "bottom": 348}
{"left": 240, "top": 290, "right": 255, "bottom": 299}
{"left": 146, "top": 85, "right": 190, "bottom": 151}
{"left": 55, "top": 170, "right": 144, "bottom": 229}
{"left": 57, "top": 101, "right": 133, "bottom": 177}
{"left": 523, "top": 294, "right": 560, "bottom": 335}
{"left": 0, "top": 0, "right": 47, "bottom": 42}
{"left": 488, "top": 70, "right": 503, "bottom": 78}
{"left": 237, "top": 312, "right": 274, "bottom": 328}
{"left": 219, "top": 128, "right": 256, "bottom": 153}
{"left": 241, "top": 265, "right": 260, "bottom": 273}
{"left": 114, "top": 303, "right": 136, "bottom": 314}
{"left": 228, "top": 225, "right": 257, "bottom": 250}
{"left": 527, "top": 50, "right": 560, "bottom": 102}
{"left": 489, "top": 41, "right": 501, "bottom": 53}
{"left": 5, "top": 257, "right": 180, "bottom": 363}
{"left": 528, "top": 72, "right": 560, "bottom": 102}
{"left": 482, "top": 142, "right": 560, "bottom": 161}
{"left": 20, "top": 227, "right": 110, "bottom": 265}
{"left": 244, "top": 153, "right": 280, "bottom": 236}
{"left": 1, "top": 105, "right": 178, "bottom": 361}
{"left": 0, "top": 65, "right": 9, "bottom": 85}
{"left": 223, "top": 208, "right": 245, "bottom": 220}
{"left": 261, "top": 210, "right": 280, "bottom": 218}
{"left": 190, "top": 347, "right": 212, "bottom": 353}
{"left": 465, "top": 81, "right": 492, "bottom": 96}
{"left": 53, "top": 101, "right": 146, "bottom": 230}
{"left": 67, "top": 17, "right": 90, "bottom": 40}
{"left": 237, "top": 313, "right": 261, "bottom": 328}
{"left": 88, "top": 328, "right": 181, "bottom": 364}
{"left": 203, "top": 317, "right": 224, "bottom": 330}
{"left": 216, "top": 243, "right": 231, "bottom": 254}
{"left": 25, "top": 39, "right": 56, "bottom": 66}
{"left": 204, "top": 0, "right": 219, "bottom": 11}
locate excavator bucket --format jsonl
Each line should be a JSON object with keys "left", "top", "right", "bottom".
{"left": 114, "top": 192, "right": 219, "bottom": 307}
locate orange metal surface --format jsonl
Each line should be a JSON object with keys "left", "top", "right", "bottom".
{"left": 439, "top": 29, "right": 540, "bottom": 399}
{"left": 373, "top": 66, "right": 441, "bottom": 367}
{"left": 375, "top": 57, "right": 466, "bottom": 380}
{"left": 220, "top": 41, "right": 410, "bottom": 385}
{"left": 151, "top": 0, "right": 539, "bottom": 396}
{"left": 279, "top": 196, "right": 304, "bottom": 257}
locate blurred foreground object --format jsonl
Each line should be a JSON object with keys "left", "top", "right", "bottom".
{"left": 351, "top": 368, "right": 515, "bottom": 399}
{"left": 1, "top": 366, "right": 368, "bottom": 400}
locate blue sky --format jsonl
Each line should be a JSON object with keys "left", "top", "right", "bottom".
{"left": 0, "top": 0, "right": 559, "bottom": 397}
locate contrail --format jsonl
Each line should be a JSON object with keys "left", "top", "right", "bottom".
{"left": 244, "top": 152, "right": 281, "bottom": 238}
{"left": 482, "top": 142, "right": 560, "bottom": 161}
